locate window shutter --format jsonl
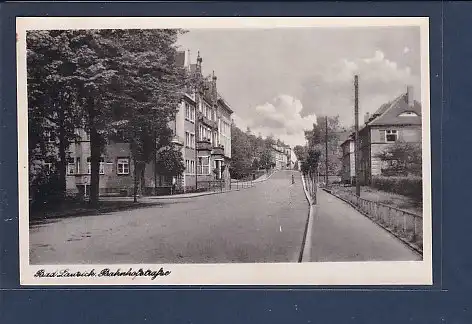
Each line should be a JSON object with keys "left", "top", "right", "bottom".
{"left": 379, "top": 130, "right": 386, "bottom": 142}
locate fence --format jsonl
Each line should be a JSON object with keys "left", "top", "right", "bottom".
{"left": 331, "top": 189, "right": 423, "bottom": 252}
{"left": 193, "top": 180, "right": 226, "bottom": 193}
{"left": 302, "top": 172, "right": 317, "bottom": 204}
{"left": 230, "top": 179, "right": 255, "bottom": 190}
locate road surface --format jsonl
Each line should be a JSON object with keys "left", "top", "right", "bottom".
{"left": 30, "top": 170, "right": 420, "bottom": 264}
{"left": 30, "top": 170, "right": 308, "bottom": 264}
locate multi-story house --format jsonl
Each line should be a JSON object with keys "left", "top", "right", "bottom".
{"left": 61, "top": 50, "right": 233, "bottom": 197}
{"left": 283, "top": 145, "right": 292, "bottom": 169}
{"left": 271, "top": 144, "right": 289, "bottom": 170}
{"left": 340, "top": 134, "right": 355, "bottom": 185}
{"left": 340, "top": 86, "right": 422, "bottom": 185}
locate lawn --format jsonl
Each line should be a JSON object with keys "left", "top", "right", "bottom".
{"left": 331, "top": 185, "right": 422, "bottom": 216}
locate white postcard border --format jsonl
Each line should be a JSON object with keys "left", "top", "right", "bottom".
{"left": 17, "top": 17, "right": 433, "bottom": 286}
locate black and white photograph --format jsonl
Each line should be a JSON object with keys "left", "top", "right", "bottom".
{"left": 17, "top": 17, "right": 432, "bottom": 285}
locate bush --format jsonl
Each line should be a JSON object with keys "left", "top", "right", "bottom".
{"left": 371, "top": 176, "right": 422, "bottom": 202}
{"left": 29, "top": 171, "right": 63, "bottom": 211}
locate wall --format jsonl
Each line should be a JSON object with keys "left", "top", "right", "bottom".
{"left": 369, "top": 125, "right": 422, "bottom": 178}
{"left": 218, "top": 107, "right": 232, "bottom": 159}
{"left": 66, "top": 140, "right": 136, "bottom": 196}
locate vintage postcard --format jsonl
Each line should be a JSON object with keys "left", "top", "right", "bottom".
{"left": 17, "top": 17, "right": 432, "bottom": 285}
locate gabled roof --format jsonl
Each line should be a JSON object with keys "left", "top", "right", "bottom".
{"left": 367, "top": 93, "right": 422, "bottom": 126}
{"left": 340, "top": 91, "right": 422, "bottom": 146}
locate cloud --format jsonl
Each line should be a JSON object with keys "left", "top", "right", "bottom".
{"left": 300, "top": 49, "right": 420, "bottom": 126}
{"left": 245, "top": 94, "right": 317, "bottom": 147}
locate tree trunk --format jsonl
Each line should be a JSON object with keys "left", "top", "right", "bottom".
{"left": 88, "top": 98, "right": 100, "bottom": 207}
{"left": 133, "top": 157, "right": 138, "bottom": 203}
{"left": 140, "top": 164, "right": 146, "bottom": 195}
{"left": 57, "top": 104, "right": 67, "bottom": 201}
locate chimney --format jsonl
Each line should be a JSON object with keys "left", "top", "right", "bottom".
{"left": 212, "top": 70, "right": 217, "bottom": 105}
{"left": 364, "top": 112, "right": 370, "bottom": 124}
{"left": 406, "top": 85, "right": 414, "bottom": 107}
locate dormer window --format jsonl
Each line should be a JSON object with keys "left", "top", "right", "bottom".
{"left": 398, "top": 111, "right": 419, "bottom": 117}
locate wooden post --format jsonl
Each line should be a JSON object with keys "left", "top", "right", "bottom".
{"left": 354, "top": 75, "right": 361, "bottom": 197}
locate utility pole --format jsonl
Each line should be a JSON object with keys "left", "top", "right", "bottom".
{"left": 325, "top": 115, "right": 329, "bottom": 187}
{"left": 354, "top": 75, "right": 361, "bottom": 197}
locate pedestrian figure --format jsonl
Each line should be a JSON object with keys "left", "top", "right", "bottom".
{"left": 291, "top": 174, "right": 295, "bottom": 185}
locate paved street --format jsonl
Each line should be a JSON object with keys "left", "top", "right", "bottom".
{"left": 30, "top": 170, "right": 420, "bottom": 265}
{"left": 310, "top": 189, "right": 421, "bottom": 262}
{"left": 30, "top": 170, "right": 308, "bottom": 264}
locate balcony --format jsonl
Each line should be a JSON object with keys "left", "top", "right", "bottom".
{"left": 197, "top": 139, "right": 212, "bottom": 152}
{"left": 211, "top": 144, "right": 225, "bottom": 157}
{"left": 199, "top": 114, "right": 217, "bottom": 129}
{"left": 171, "top": 135, "right": 184, "bottom": 147}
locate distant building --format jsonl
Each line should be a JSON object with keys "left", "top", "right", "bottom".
{"left": 270, "top": 143, "right": 291, "bottom": 170}
{"left": 340, "top": 86, "right": 422, "bottom": 185}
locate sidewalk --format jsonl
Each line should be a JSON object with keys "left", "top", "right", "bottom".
{"left": 309, "top": 189, "right": 421, "bottom": 262}
{"left": 107, "top": 170, "right": 279, "bottom": 201}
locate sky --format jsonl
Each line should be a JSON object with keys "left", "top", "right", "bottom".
{"left": 177, "top": 26, "right": 422, "bottom": 148}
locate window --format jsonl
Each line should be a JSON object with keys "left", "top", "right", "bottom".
{"left": 76, "top": 157, "right": 81, "bottom": 174}
{"left": 185, "top": 102, "right": 196, "bottom": 122}
{"left": 117, "top": 158, "right": 130, "bottom": 175}
{"left": 399, "top": 111, "right": 419, "bottom": 117}
{"left": 87, "top": 157, "right": 105, "bottom": 174}
{"left": 212, "top": 132, "right": 218, "bottom": 146}
{"left": 45, "top": 131, "right": 55, "bottom": 143}
{"left": 85, "top": 129, "right": 90, "bottom": 141}
{"left": 67, "top": 158, "right": 75, "bottom": 175}
{"left": 185, "top": 159, "right": 196, "bottom": 174}
{"left": 385, "top": 130, "right": 398, "bottom": 143}
{"left": 190, "top": 133, "right": 195, "bottom": 148}
{"left": 185, "top": 132, "right": 190, "bottom": 148}
{"left": 185, "top": 132, "right": 195, "bottom": 149}
{"left": 198, "top": 156, "right": 210, "bottom": 175}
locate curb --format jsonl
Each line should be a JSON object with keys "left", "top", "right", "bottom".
{"left": 299, "top": 174, "right": 316, "bottom": 263}
{"left": 322, "top": 188, "right": 423, "bottom": 256}
{"left": 152, "top": 170, "right": 280, "bottom": 201}
{"left": 148, "top": 185, "right": 255, "bottom": 200}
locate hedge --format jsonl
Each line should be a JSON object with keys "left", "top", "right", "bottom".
{"left": 371, "top": 176, "right": 422, "bottom": 202}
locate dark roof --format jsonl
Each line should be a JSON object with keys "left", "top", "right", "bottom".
{"left": 368, "top": 93, "right": 422, "bottom": 126}
{"left": 341, "top": 91, "right": 422, "bottom": 146}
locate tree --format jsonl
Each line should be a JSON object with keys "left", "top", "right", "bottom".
{"left": 155, "top": 146, "right": 186, "bottom": 178}
{"left": 376, "top": 141, "right": 422, "bottom": 176}
{"left": 230, "top": 124, "right": 252, "bottom": 178}
{"left": 259, "top": 148, "right": 273, "bottom": 171}
{"left": 293, "top": 145, "right": 308, "bottom": 162}
{"left": 300, "top": 148, "right": 321, "bottom": 203}
{"left": 27, "top": 30, "right": 84, "bottom": 203}
{"left": 305, "top": 115, "right": 343, "bottom": 177}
